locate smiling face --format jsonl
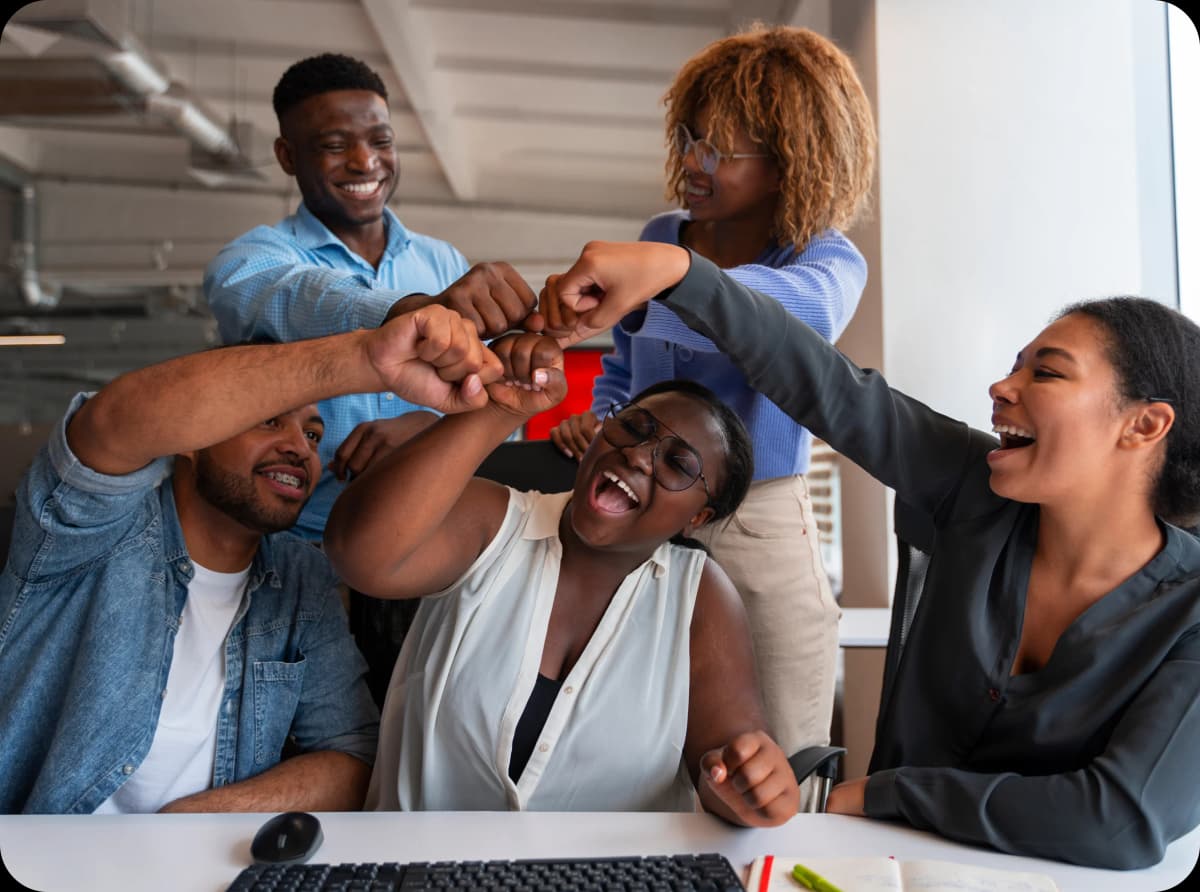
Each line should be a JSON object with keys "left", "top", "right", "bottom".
{"left": 679, "top": 106, "right": 780, "bottom": 227}
{"left": 274, "top": 89, "right": 398, "bottom": 240}
{"left": 567, "top": 392, "right": 724, "bottom": 554}
{"left": 986, "top": 313, "right": 1146, "bottom": 508}
{"left": 193, "top": 405, "right": 324, "bottom": 534}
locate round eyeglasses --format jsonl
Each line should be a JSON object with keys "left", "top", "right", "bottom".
{"left": 673, "top": 123, "right": 769, "bottom": 176}
{"left": 601, "top": 402, "right": 712, "bottom": 501}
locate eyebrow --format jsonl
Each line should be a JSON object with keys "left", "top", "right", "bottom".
{"left": 306, "top": 414, "right": 324, "bottom": 429}
{"left": 1033, "top": 346, "right": 1077, "bottom": 363}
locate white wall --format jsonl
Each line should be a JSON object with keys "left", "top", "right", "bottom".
{"left": 873, "top": 0, "right": 1177, "bottom": 433}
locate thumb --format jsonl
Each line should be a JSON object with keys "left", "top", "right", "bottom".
{"left": 438, "top": 374, "right": 490, "bottom": 414}
{"left": 700, "top": 749, "right": 729, "bottom": 785}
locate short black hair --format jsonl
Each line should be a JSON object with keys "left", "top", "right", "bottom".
{"left": 273, "top": 53, "right": 388, "bottom": 119}
{"left": 1058, "top": 296, "right": 1200, "bottom": 528}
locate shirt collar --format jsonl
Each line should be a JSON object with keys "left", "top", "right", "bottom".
{"left": 292, "top": 202, "right": 411, "bottom": 264}
{"left": 521, "top": 490, "right": 671, "bottom": 576}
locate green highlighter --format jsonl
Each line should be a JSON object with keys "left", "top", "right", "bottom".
{"left": 791, "top": 862, "right": 845, "bottom": 892}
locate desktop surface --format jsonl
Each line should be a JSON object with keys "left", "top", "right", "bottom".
{"left": 2, "top": 811, "right": 1196, "bottom": 892}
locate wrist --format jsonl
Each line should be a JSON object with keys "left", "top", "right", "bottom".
{"left": 385, "top": 292, "right": 437, "bottom": 323}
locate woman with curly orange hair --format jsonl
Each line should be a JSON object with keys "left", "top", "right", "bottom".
{"left": 549, "top": 24, "right": 877, "bottom": 795}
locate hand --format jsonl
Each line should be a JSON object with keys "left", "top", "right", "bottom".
{"left": 825, "top": 776, "right": 868, "bottom": 816}
{"left": 549, "top": 410, "right": 599, "bottom": 459}
{"left": 435, "top": 261, "right": 538, "bottom": 338}
{"left": 331, "top": 412, "right": 439, "bottom": 481}
{"left": 365, "top": 304, "right": 503, "bottom": 414}
{"left": 485, "top": 332, "right": 567, "bottom": 419}
{"left": 549, "top": 241, "right": 692, "bottom": 334}
{"left": 537, "top": 275, "right": 608, "bottom": 348}
{"left": 700, "top": 730, "right": 800, "bottom": 828}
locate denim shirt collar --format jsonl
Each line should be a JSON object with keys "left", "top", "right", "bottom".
{"left": 292, "top": 202, "right": 412, "bottom": 270}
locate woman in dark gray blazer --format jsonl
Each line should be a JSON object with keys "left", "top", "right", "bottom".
{"left": 535, "top": 240, "right": 1200, "bottom": 870}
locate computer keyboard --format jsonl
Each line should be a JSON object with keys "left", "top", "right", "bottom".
{"left": 226, "top": 852, "right": 746, "bottom": 891}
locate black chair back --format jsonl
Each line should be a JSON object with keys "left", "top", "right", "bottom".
{"left": 475, "top": 439, "right": 578, "bottom": 493}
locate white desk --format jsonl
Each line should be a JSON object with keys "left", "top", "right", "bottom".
{"left": 2, "top": 811, "right": 1196, "bottom": 892}
{"left": 838, "top": 607, "right": 891, "bottom": 648}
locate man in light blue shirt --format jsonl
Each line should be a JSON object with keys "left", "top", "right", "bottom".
{"left": 205, "top": 53, "right": 537, "bottom": 540}
{"left": 0, "top": 305, "right": 498, "bottom": 813}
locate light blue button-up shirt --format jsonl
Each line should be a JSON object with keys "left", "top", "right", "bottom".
{"left": 204, "top": 204, "right": 469, "bottom": 538}
{"left": 0, "top": 395, "right": 378, "bottom": 813}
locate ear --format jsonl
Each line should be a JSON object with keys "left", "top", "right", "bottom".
{"left": 1120, "top": 401, "right": 1174, "bottom": 451}
{"left": 274, "top": 137, "right": 296, "bottom": 176}
{"left": 681, "top": 505, "right": 717, "bottom": 537}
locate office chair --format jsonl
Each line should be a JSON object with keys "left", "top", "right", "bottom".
{"left": 866, "top": 497, "right": 936, "bottom": 776}
{"left": 475, "top": 439, "right": 578, "bottom": 493}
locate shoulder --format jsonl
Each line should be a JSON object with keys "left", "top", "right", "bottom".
{"left": 396, "top": 225, "right": 467, "bottom": 267}
{"left": 208, "top": 223, "right": 305, "bottom": 268}
{"left": 793, "top": 228, "right": 865, "bottom": 266}
{"left": 261, "top": 531, "right": 339, "bottom": 598}
{"left": 639, "top": 210, "right": 688, "bottom": 244}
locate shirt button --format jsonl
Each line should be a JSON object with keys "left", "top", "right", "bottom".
{"left": 538, "top": 743, "right": 550, "bottom": 753}
{"left": 177, "top": 561, "right": 190, "bottom": 573}
{"left": 677, "top": 347, "right": 693, "bottom": 362}
{"left": 564, "top": 686, "right": 574, "bottom": 695}
{"left": 122, "top": 764, "right": 134, "bottom": 775}
{"left": 987, "top": 687, "right": 1001, "bottom": 702}
{"left": 385, "top": 393, "right": 394, "bottom": 400}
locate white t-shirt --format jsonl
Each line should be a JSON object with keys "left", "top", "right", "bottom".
{"left": 366, "top": 489, "right": 705, "bottom": 813}
{"left": 95, "top": 562, "right": 248, "bottom": 814}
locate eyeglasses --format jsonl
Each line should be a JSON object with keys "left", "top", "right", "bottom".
{"left": 673, "top": 123, "right": 769, "bottom": 176}
{"left": 601, "top": 402, "right": 712, "bottom": 501}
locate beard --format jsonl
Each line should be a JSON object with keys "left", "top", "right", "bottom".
{"left": 194, "top": 452, "right": 306, "bottom": 534}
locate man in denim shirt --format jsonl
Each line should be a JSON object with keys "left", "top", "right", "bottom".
{"left": 0, "top": 304, "right": 499, "bottom": 814}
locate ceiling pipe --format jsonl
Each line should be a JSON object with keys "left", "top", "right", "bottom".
{"left": 14, "top": 184, "right": 62, "bottom": 309}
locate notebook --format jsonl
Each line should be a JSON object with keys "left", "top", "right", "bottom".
{"left": 746, "top": 854, "right": 1060, "bottom": 892}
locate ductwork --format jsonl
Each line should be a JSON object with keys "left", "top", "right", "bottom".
{"left": 1, "top": 159, "right": 60, "bottom": 310}
{"left": 16, "top": 0, "right": 254, "bottom": 170}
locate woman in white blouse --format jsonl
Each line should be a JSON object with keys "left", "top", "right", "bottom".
{"left": 324, "top": 331, "right": 800, "bottom": 827}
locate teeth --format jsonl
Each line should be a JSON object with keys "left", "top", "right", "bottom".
{"left": 603, "top": 470, "right": 640, "bottom": 505}
{"left": 266, "top": 471, "right": 302, "bottom": 488}
{"left": 341, "top": 182, "right": 380, "bottom": 194}
{"left": 992, "top": 423, "right": 1036, "bottom": 440}
{"left": 686, "top": 185, "right": 710, "bottom": 196}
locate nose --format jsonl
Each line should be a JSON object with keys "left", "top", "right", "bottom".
{"left": 275, "top": 421, "right": 312, "bottom": 458}
{"left": 988, "top": 371, "right": 1019, "bottom": 405}
{"left": 621, "top": 438, "right": 657, "bottom": 478}
{"left": 680, "top": 144, "right": 703, "bottom": 175}
{"left": 346, "top": 140, "right": 379, "bottom": 173}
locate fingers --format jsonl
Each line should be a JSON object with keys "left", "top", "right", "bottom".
{"left": 439, "top": 262, "right": 538, "bottom": 338}
{"left": 549, "top": 411, "right": 597, "bottom": 459}
{"left": 702, "top": 732, "right": 800, "bottom": 826}
{"left": 331, "top": 421, "right": 369, "bottom": 481}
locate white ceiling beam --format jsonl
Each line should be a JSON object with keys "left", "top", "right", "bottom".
{"left": 361, "top": 0, "right": 476, "bottom": 201}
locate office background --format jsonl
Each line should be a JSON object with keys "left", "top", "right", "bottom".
{"left": 0, "top": 0, "right": 1195, "bottom": 779}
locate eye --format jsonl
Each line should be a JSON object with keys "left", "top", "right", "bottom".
{"left": 372, "top": 136, "right": 394, "bottom": 149}
{"left": 321, "top": 143, "right": 346, "bottom": 153}
{"left": 1032, "top": 367, "right": 1064, "bottom": 380}
{"left": 305, "top": 429, "right": 322, "bottom": 444}
{"left": 262, "top": 418, "right": 281, "bottom": 429}
{"left": 665, "top": 445, "right": 700, "bottom": 476}
{"left": 619, "top": 411, "right": 655, "bottom": 439}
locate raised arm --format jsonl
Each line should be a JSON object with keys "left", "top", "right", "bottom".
{"left": 544, "top": 241, "right": 991, "bottom": 520}
{"left": 69, "top": 305, "right": 498, "bottom": 477}
{"left": 324, "top": 333, "right": 567, "bottom": 598}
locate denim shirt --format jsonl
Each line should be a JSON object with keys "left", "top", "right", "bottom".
{"left": 0, "top": 394, "right": 379, "bottom": 814}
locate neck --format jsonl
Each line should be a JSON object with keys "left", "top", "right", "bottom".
{"left": 557, "top": 500, "right": 657, "bottom": 584}
{"left": 685, "top": 213, "right": 778, "bottom": 268}
{"left": 172, "top": 470, "right": 262, "bottom": 573}
{"left": 318, "top": 210, "right": 388, "bottom": 270}
{"left": 1034, "top": 497, "right": 1164, "bottom": 591}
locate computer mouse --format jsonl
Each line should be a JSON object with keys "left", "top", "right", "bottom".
{"left": 249, "top": 811, "right": 324, "bottom": 865}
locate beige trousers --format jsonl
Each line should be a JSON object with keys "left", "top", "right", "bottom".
{"left": 692, "top": 474, "right": 840, "bottom": 807}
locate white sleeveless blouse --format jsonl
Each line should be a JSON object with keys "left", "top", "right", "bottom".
{"left": 366, "top": 489, "right": 706, "bottom": 813}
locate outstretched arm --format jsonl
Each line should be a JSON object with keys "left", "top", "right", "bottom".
{"left": 324, "top": 333, "right": 568, "bottom": 598}
{"left": 685, "top": 559, "right": 800, "bottom": 828}
{"left": 68, "top": 305, "right": 499, "bottom": 477}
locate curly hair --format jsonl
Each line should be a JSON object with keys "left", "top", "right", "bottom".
{"left": 1057, "top": 297, "right": 1200, "bottom": 528}
{"left": 273, "top": 53, "right": 388, "bottom": 119}
{"left": 663, "top": 23, "right": 876, "bottom": 251}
